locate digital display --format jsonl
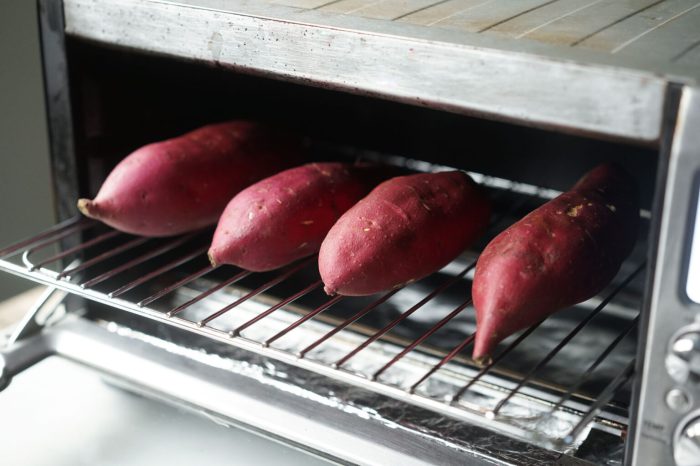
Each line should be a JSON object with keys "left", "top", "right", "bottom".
{"left": 688, "top": 186, "right": 700, "bottom": 304}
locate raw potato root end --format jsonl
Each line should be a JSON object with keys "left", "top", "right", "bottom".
{"left": 473, "top": 355, "right": 492, "bottom": 367}
{"left": 207, "top": 251, "right": 218, "bottom": 268}
{"left": 77, "top": 198, "right": 94, "bottom": 218}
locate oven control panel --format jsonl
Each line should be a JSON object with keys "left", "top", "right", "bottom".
{"left": 630, "top": 88, "right": 700, "bottom": 466}
{"left": 688, "top": 184, "right": 700, "bottom": 304}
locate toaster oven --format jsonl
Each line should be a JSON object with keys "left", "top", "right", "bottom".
{"left": 1, "top": 0, "right": 699, "bottom": 464}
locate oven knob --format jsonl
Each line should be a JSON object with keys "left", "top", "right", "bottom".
{"left": 675, "top": 416, "right": 700, "bottom": 466}
{"left": 667, "top": 388, "right": 692, "bottom": 412}
{"left": 666, "top": 331, "right": 700, "bottom": 385}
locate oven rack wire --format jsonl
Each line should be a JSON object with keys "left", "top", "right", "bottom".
{"left": 0, "top": 205, "right": 644, "bottom": 450}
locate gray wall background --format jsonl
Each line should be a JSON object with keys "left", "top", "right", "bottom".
{"left": 0, "top": 0, "right": 54, "bottom": 301}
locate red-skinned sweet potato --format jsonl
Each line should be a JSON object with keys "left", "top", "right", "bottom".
{"left": 472, "top": 163, "right": 639, "bottom": 363}
{"left": 77, "top": 121, "right": 304, "bottom": 237}
{"left": 208, "top": 162, "right": 403, "bottom": 272}
{"left": 319, "top": 171, "right": 491, "bottom": 296}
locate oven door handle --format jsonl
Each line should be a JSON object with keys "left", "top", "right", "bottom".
{"left": 0, "top": 286, "right": 68, "bottom": 390}
{"left": 0, "top": 323, "right": 56, "bottom": 391}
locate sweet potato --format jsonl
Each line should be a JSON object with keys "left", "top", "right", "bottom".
{"left": 319, "top": 171, "right": 491, "bottom": 296}
{"left": 472, "top": 163, "right": 639, "bottom": 363}
{"left": 208, "top": 162, "right": 403, "bottom": 272}
{"left": 77, "top": 121, "right": 304, "bottom": 237}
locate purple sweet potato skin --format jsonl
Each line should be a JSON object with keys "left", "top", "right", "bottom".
{"left": 472, "top": 163, "right": 639, "bottom": 362}
{"left": 319, "top": 171, "right": 491, "bottom": 296}
{"left": 208, "top": 162, "right": 402, "bottom": 272}
{"left": 77, "top": 121, "right": 303, "bottom": 237}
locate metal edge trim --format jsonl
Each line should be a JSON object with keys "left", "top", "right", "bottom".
{"left": 38, "top": 0, "right": 80, "bottom": 222}
{"left": 63, "top": 0, "right": 666, "bottom": 142}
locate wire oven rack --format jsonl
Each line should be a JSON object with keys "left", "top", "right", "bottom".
{"left": 0, "top": 177, "right": 647, "bottom": 451}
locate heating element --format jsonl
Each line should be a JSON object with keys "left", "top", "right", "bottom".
{"left": 0, "top": 169, "right": 646, "bottom": 459}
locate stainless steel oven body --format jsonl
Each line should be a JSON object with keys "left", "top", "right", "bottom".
{"left": 1, "top": 1, "right": 699, "bottom": 464}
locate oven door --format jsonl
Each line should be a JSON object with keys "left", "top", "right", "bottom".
{"left": 1, "top": 293, "right": 572, "bottom": 466}
{"left": 0, "top": 329, "right": 329, "bottom": 466}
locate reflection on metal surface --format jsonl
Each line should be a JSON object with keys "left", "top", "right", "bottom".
{"left": 675, "top": 413, "right": 700, "bottom": 466}
{"left": 687, "top": 185, "right": 700, "bottom": 303}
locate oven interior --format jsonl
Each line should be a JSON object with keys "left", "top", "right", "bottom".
{"left": 1, "top": 37, "right": 662, "bottom": 464}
